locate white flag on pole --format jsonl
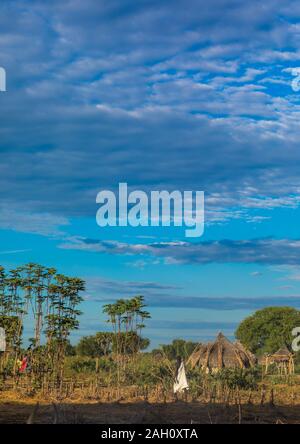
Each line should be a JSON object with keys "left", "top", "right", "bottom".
{"left": 173, "top": 361, "right": 189, "bottom": 394}
{"left": 0, "top": 327, "right": 6, "bottom": 352}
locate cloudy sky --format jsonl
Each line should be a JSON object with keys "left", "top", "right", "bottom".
{"left": 1, "top": 0, "right": 300, "bottom": 347}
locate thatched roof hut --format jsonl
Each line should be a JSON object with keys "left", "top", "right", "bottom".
{"left": 271, "top": 347, "right": 293, "bottom": 362}
{"left": 234, "top": 341, "right": 257, "bottom": 367}
{"left": 264, "top": 346, "right": 295, "bottom": 375}
{"left": 187, "top": 333, "right": 255, "bottom": 372}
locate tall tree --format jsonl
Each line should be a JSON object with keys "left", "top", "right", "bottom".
{"left": 0, "top": 263, "right": 85, "bottom": 385}
{"left": 235, "top": 306, "right": 300, "bottom": 355}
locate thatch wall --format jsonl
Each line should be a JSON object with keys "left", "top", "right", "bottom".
{"left": 234, "top": 341, "right": 257, "bottom": 367}
{"left": 187, "top": 333, "right": 255, "bottom": 371}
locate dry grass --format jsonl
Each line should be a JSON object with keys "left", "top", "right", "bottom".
{"left": 1, "top": 382, "right": 300, "bottom": 424}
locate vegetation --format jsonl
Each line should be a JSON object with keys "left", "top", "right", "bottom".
{"left": 76, "top": 332, "right": 114, "bottom": 358}
{"left": 76, "top": 332, "right": 150, "bottom": 357}
{"left": 235, "top": 306, "right": 300, "bottom": 355}
{"left": 103, "top": 296, "right": 151, "bottom": 354}
{"left": 0, "top": 263, "right": 84, "bottom": 385}
{"left": 1, "top": 263, "right": 300, "bottom": 411}
{"left": 153, "top": 339, "right": 198, "bottom": 360}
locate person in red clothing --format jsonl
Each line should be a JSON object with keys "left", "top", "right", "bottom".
{"left": 19, "top": 356, "right": 28, "bottom": 373}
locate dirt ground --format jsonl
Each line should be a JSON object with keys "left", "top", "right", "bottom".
{"left": 1, "top": 383, "right": 300, "bottom": 424}
{"left": 0, "top": 399, "right": 300, "bottom": 424}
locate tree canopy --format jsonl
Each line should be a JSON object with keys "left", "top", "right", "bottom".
{"left": 77, "top": 332, "right": 113, "bottom": 358}
{"left": 153, "top": 339, "right": 198, "bottom": 360}
{"left": 235, "top": 306, "right": 300, "bottom": 355}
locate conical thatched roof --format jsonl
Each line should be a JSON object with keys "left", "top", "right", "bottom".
{"left": 187, "top": 333, "right": 255, "bottom": 371}
{"left": 261, "top": 346, "right": 295, "bottom": 375}
{"left": 271, "top": 346, "right": 293, "bottom": 362}
{"left": 234, "top": 341, "right": 257, "bottom": 367}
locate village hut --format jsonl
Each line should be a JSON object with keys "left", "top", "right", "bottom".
{"left": 264, "top": 347, "right": 295, "bottom": 375}
{"left": 187, "top": 332, "right": 254, "bottom": 373}
{"left": 234, "top": 340, "right": 257, "bottom": 367}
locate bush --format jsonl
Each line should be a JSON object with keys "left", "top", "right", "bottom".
{"left": 125, "top": 354, "right": 173, "bottom": 388}
{"left": 214, "top": 367, "right": 260, "bottom": 390}
{"left": 69, "top": 356, "right": 97, "bottom": 373}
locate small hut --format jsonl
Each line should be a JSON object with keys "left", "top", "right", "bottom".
{"left": 264, "top": 347, "right": 294, "bottom": 375}
{"left": 187, "top": 333, "right": 255, "bottom": 373}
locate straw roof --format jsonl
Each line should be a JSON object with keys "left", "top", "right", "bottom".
{"left": 270, "top": 346, "right": 294, "bottom": 363}
{"left": 254, "top": 347, "right": 294, "bottom": 367}
{"left": 234, "top": 340, "right": 257, "bottom": 367}
{"left": 187, "top": 333, "right": 255, "bottom": 371}
{"left": 260, "top": 346, "right": 295, "bottom": 375}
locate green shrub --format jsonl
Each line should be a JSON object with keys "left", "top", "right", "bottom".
{"left": 214, "top": 367, "right": 260, "bottom": 390}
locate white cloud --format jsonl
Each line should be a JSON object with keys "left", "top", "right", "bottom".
{"left": 0, "top": 205, "right": 69, "bottom": 237}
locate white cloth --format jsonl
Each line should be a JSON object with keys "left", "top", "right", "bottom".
{"left": 0, "top": 327, "right": 6, "bottom": 352}
{"left": 173, "top": 361, "right": 189, "bottom": 393}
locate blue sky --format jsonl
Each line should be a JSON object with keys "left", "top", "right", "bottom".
{"left": 1, "top": 0, "right": 300, "bottom": 348}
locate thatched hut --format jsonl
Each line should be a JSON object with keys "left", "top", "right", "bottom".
{"left": 187, "top": 333, "right": 255, "bottom": 373}
{"left": 264, "top": 347, "right": 294, "bottom": 375}
{"left": 234, "top": 341, "right": 257, "bottom": 367}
